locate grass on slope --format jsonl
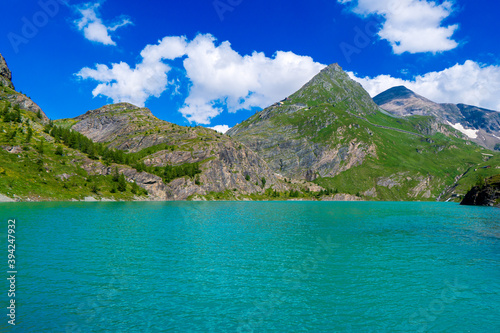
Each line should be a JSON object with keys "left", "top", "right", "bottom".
{"left": 314, "top": 114, "right": 498, "bottom": 201}
{"left": 0, "top": 100, "right": 147, "bottom": 201}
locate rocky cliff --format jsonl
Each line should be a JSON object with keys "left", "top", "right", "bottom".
{"left": 0, "top": 53, "right": 49, "bottom": 122}
{"left": 374, "top": 86, "right": 500, "bottom": 150}
{"left": 460, "top": 175, "right": 500, "bottom": 207}
{"left": 0, "top": 53, "right": 13, "bottom": 89}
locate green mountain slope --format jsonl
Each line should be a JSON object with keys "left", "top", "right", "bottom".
{"left": 228, "top": 64, "right": 500, "bottom": 201}
{"left": 0, "top": 98, "right": 150, "bottom": 201}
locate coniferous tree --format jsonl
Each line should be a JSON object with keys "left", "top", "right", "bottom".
{"left": 112, "top": 167, "right": 120, "bottom": 182}
{"left": 6, "top": 128, "right": 16, "bottom": 141}
{"left": 13, "top": 105, "right": 21, "bottom": 123}
{"left": 25, "top": 126, "right": 33, "bottom": 143}
{"left": 1, "top": 102, "right": 10, "bottom": 116}
{"left": 117, "top": 173, "right": 127, "bottom": 192}
{"left": 55, "top": 146, "right": 64, "bottom": 156}
{"left": 36, "top": 140, "right": 44, "bottom": 155}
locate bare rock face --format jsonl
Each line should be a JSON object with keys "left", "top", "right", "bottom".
{"left": 11, "top": 94, "right": 49, "bottom": 122}
{"left": 0, "top": 53, "right": 13, "bottom": 88}
{"left": 322, "top": 193, "right": 363, "bottom": 201}
{"left": 73, "top": 103, "right": 156, "bottom": 144}
{"left": 80, "top": 159, "right": 168, "bottom": 200}
{"left": 461, "top": 176, "right": 500, "bottom": 207}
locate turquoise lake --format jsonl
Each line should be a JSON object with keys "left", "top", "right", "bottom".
{"left": 0, "top": 201, "right": 499, "bottom": 332}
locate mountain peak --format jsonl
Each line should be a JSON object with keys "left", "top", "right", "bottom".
{"left": 76, "top": 102, "right": 149, "bottom": 119}
{"left": 373, "top": 86, "right": 417, "bottom": 105}
{"left": 320, "top": 62, "right": 343, "bottom": 74}
{"left": 0, "top": 53, "right": 14, "bottom": 88}
{"left": 284, "top": 62, "right": 379, "bottom": 116}
{"left": 95, "top": 102, "right": 142, "bottom": 113}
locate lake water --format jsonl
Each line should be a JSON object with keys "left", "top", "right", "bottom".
{"left": 0, "top": 201, "right": 498, "bottom": 332}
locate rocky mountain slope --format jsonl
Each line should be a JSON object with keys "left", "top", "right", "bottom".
{"left": 228, "top": 64, "right": 500, "bottom": 201}
{"left": 58, "top": 103, "right": 293, "bottom": 200}
{"left": 0, "top": 95, "right": 152, "bottom": 202}
{"left": 374, "top": 86, "right": 500, "bottom": 150}
{"left": 0, "top": 53, "right": 49, "bottom": 123}
{"left": 228, "top": 64, "right": 381, "bottom": 181}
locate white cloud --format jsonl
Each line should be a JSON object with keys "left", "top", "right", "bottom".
{"left": 75, "top": 3, "right": 132, "bottom": 46}
{"left": 348, "top": 60, "right": 500, "bottom": 111}
{"left": 179, "top": 34, "right": 325, "bottom": 123}
{"left": 76, "top": 36, "right": 187, "bottom": 106}
{"left": 77, "top": 33, "right": 325, "bottom": 124}
{"left": 338, "top": 0, "right": 458, "bottom": 54}
{"left": 209, "top": 125, "right": 231, "bottom": 134}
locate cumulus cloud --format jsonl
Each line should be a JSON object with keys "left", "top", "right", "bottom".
{"left": 348, "top": 60, "right": 500, "bottom": 111}
{"left": 209, "top": 125, "right": 231, "bottom": 134}
{"left": 75, "top": 3, "right": 132, "bottom": 46}
{"left": 77, "top": 36, "right": 187, "bottom": 106}
{"left": 179, "top": 34, "right": 325, "bottom": 123}
{"left": 77, "top": 33, "right": 325, "bottom": 124}
{"left": 338, "top": 0, "right": 459, "bottom": 54}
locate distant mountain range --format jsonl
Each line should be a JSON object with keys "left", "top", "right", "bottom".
{"left": 373, "top": 86, "right": 500, "bottom": 150}
{"left": 0, "top": 52, "right": 499, "bottom": 202}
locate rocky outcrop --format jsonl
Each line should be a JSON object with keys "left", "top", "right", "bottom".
{"left": 10, "top": 94, "right": 49, "bottom": 122}
{"left": 460, "top": 176, "right": 500, "bottom": 207}
{"left": 0, "top": 53, "right": 13, "bottom": 88}
{"left": 0, "top": 53, "right": 49, "bottom": 122}
{"left": 2, "top": 145, "right": 22, "bottom": 154}
{"left": 73, "top": 103, "right": 159, "bottom": 145}
{"left": 80, "top": 159, "right": 169, "bottom": 200}
{"left": 322, "top": 193, "right": 363, "bottom": 201}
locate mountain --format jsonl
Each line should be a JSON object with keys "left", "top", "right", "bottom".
{"left": 1, "top": 52, "right": 304, "bottom": 202}
{"left": 56, "top": 102, "right": 294, "bottom": 200}
{"left": 0, "top": 53, "right": 157, "bottom": 201}
{"left": 374, "top": 86, "right": 500, "bottom": 150}
{"left": 228, "top": 64, "right": 382, "bottom": 181}
{"left": 1, "top": 53, "right": 499, "bottom": 202}
{"left": 228, "top": 64, "right": 500, "bottom": 201}
{"left": 0, "top": 53, "right": 49, "bottom": 123}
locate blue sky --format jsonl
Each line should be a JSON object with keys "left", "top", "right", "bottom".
{"left": 1, "top": 0, "right": 499, "bottom": 132}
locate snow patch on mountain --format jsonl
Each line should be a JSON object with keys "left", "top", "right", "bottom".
{"left": 446, "top": 121, "right": 479, "bottom": 139}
